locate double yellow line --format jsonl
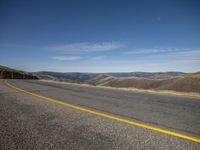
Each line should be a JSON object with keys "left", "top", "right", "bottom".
{"left": 4, "top": 80, "right": 200, "bottom": 143}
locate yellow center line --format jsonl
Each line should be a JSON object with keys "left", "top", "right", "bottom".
{"left": 4, "top": 79, "right": 200, "bottom": 143}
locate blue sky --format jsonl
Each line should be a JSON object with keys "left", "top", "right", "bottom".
{"left": 0, "top": 0, "right": 200, "bottom": 72}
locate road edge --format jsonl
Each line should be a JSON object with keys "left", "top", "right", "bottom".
{"left": 4, "top": 79, "right": 200, "bottom": 143}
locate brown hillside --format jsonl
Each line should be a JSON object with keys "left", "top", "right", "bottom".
{"left": 100, "top": 73, "right": 200, "bottom": 93}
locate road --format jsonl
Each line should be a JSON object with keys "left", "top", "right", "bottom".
{"left": 0, "top": 79, "right": 200, "bottom": 149}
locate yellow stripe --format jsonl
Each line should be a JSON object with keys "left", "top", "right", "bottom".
{"left": 4, "top": 80, "right": 200, "bottom": 143}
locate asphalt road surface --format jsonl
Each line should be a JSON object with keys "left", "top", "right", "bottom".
{"left": 0, "top": 79, "right": 200, "bottom": 149}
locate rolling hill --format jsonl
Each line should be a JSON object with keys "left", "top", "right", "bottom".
{"left": 35, "top": 71, "right": 200, "bottom": 93}
{"left": 1, "top": 65, "right": 199, "bottom": 94}
{"left": 0, "top": 65, "right": 39, "bottom": 79}
{"left": 35, "top": 71, "right": 186, "bottom": 81}
{"left": 86, "top": 73, "right": 200, "bottom": 93}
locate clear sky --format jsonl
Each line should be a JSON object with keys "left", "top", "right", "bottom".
{"left": 0, "top": 0, "right": 200, "bottom": 72}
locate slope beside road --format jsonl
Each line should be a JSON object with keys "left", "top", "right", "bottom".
{"left": 0, "top": 79, "right": 200, "bottom": 149}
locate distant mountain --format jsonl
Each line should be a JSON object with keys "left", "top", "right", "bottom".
{"left": 106, "top": 72, "right": 186, "bottom": 79}
{"left": 35, "top": 71, "right": 186, "bottom": 81}
{"left": 35, "top": 71, "right": 97, "bottom": 82}
{"left": 0, "top": 65, "right": 38, "bottom": 79}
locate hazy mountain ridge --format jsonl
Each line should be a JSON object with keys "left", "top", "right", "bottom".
{"left": 106, "top": 72, "right": 186, "bottom": 79}
{"left": 35, "top": 71, "right": 97, "bottom": 82}
{"left": 35, "top": 71, "right": 186, "bottom": 81}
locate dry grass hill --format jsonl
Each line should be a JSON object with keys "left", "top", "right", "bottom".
{"left": 36, "top": 71, "right": 200, "bottom": 93}
{"left": 89, "top": 73, "right": 200, "bottom": 93}
{"left": 1, "top": 65, "right": 199, "bottom": 94}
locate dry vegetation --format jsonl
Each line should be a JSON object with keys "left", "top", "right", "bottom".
{"left": 99, "top": 73, "right": 200, "bottom": 93}
{"left": 39, "top": 72, "right": 200, "bottom": 95}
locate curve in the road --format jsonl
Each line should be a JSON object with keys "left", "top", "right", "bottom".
{"left": 4, "top": 79, "right": 200, "bottom": 143}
